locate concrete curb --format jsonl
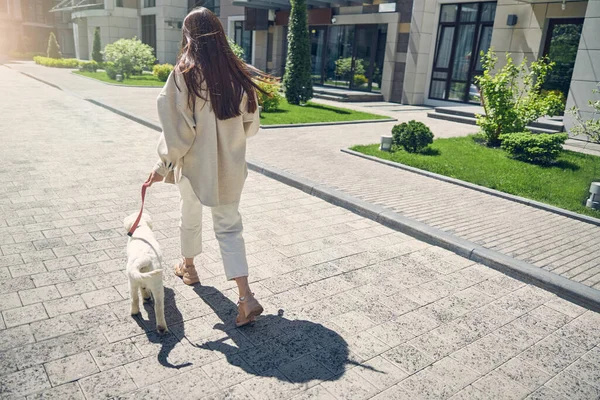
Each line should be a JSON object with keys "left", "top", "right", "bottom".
{"left": 18, "top": 72, "right": 599, "bottom": 311}
{"left": 261, "top": 118, "right": 397, "bottom": 129}
{"left": 341, "top": 148, "right": 600, "bottom": 227}
{"left": 85, "top": 99, "right": 162, "bottom": 133}
{"left": 247, "top": 160, "right": 600, "bottom": 312}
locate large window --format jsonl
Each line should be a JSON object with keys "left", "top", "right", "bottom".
{"left": 429, "top": 2, "right": 496, "bottom": 103}
{"left": 144, "top": 0, "right": 155, "bottom": 7}
{"left": 234, "top": 21, "right": 252, "bottom": 63}
{"left": 142, "top": 15, "right": 157, "bottom": 56}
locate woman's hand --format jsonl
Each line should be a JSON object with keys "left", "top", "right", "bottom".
{"left": 146, "top": 171, "right": 164, "bottom": 186}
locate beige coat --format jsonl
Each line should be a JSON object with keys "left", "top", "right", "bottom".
{"left": 153, "top": 71, "right": 260, "bottom": 207}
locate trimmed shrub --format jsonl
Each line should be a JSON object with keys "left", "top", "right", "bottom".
{"left": 103, "top": 37, "right": 155, "bottom": 78}
{"left": 34, "top": 56, "right": 79, "bottom": 68}
{"left": 500, "top": 132, "right": 568, "bottom": 165}
{"left": 153, "top": 63, "right": 173, "bottom": 82}
{"left": 79, "top": 60, "right": 99, "bottom": 72}
{"left": 104, "top": 61, "right": 118, "bottom": 80}
{"left": 392, "top": 120, "right": 434, "bottom": 153}
{"left": 92, "top": 27, "right": 103, "bottom": 63}
{"left": 282, "top": 0, "right": 313, "bottom": 105}
{"left": 47, "top": 32, "right": 61, "bottom": 59}
{"left": 256, "top": 80, "right": 283, "bottom": 112}
{"left": 353, "top": 74, "right": 368, "bottom": 87}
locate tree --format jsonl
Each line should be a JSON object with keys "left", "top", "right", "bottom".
{"left": 92, "top": 27, "right": 103, "bottom": 63}
{"left": 47, "top": 32, "right": 61, "bottom": 59}
{"left": 475, "top": 49, "right": 564, "bottom": 146}
{"left": 103, "top": 37, "right": 155, "bottom": 78}
{"left": 282, "top": 0, "right": 312, "bottom": 105}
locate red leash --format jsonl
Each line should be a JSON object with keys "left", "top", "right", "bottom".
{"left": 127, "top": 182, "right": 150, "bottom": 237}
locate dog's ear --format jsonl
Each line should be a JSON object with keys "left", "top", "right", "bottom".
{"left": 141, "top": 213, "right": 153, "bottom": 230}
{"left": 123, "top": 214, "right": 137, "bottom": 231}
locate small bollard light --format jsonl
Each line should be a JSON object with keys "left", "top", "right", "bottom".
{"left": 380, "top": 135, "right": 393, "bottom": 152}
{"left": 116, "top": 74, "right": 123, "bottom": 82}
{"left": 586, "top": 182, "right": 600, "bottom": 210}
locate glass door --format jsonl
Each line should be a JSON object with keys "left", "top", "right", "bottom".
{"left": 319, "top": 24, "right": 387, "bottom": 92}
{"left": 324, "top": 25, "right": 355, "bottom": 89}
{"left": 542, "top": 18, "right": 584, "bottom": 100}
{"left": 350, "top": 24, "right": 387, "bottom": 92}
{"left": 429, "top": 2, "right": 496, "bottom": 103}
{"left": 310, "top": 27, "right": 327, "bottom": 85}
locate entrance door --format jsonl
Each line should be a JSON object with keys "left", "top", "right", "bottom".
{"left": 542, "top": 18, "right": 584, "bottom": 100}
{"left": 351, "top": 24, "right": 387, "bottom": 92}
{"left": 319, "top": 24, "right": 387, "bottom": 92}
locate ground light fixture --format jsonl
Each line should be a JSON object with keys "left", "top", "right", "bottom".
{"left": 380, "top": 135, "right": 393, "bottom": 151}
{"left": 587, "top": 182, "right": 600, "bottom": 209}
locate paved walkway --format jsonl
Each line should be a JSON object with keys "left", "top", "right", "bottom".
{"left": 7, "top": 62, "right": 600, "bottom": 294}
{"left": 3, "top": 64, "right": 600, "bottom": 400}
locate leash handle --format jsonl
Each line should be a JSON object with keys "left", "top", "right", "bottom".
{"left": 127, "top": 182, "right": 150, "bottom": 237}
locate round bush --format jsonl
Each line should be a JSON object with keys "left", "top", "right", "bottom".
{"left": 500, "top": 132, "right": 568, "bottom": 165}
{"left": 103, "top": 37, "right": 155, "bottom": 78}
{"left": 392, "top": 120, "right": 434, "bottom": 153}
{"left": 153, "top": 63, "right": 173, "bottom": 82}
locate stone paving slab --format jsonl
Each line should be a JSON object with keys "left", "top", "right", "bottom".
{"left": 2, "top": 65, "right": 600, "bottom": 400}
{"left": 6, "top": 62, "right": 600, "bottom": 294}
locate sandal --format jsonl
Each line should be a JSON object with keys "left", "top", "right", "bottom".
{"left": 236, "top": 293, "right": 264, "bottom": 327}
{"left": 174, "top": 259, "right": 200, "bottom": 285}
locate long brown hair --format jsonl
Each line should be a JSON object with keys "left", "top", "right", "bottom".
{"left": 175, "top": 7, "right": 269, "bottom": 120}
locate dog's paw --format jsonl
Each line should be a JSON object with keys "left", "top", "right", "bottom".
{"left": 130, "top": 307, "right": 140, "bottom": 316}
{"left": 157, "top": 325, "right": 168, "bottom": 335}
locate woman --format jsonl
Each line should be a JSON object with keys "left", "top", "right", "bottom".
{"left": 146, "top": 7, "right": 268, "bottom": 327}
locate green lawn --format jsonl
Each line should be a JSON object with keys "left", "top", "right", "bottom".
{"left": 352, "top": 135, "right": 600, "bottom": 218}
{"left": 260, "top": 99, "right": 388, "bottom": 125}
{"left": 73, "top": 70, "right": 165, "bottom": 87}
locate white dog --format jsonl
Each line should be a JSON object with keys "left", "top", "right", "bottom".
{"left": 123, "top": 212, "right": 167, "bottom": 334}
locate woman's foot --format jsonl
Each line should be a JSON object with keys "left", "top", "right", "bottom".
{"left": 174, "top": 259, "right": 200, "bottom": 285}
{"left": 236, "top": 293, "right": 263, "bottom": 327}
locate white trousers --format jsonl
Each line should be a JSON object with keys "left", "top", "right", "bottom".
{"left": 178, "top": 176, "right": 249, "bottom": 280}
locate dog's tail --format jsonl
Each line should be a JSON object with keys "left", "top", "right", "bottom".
{"left": 129, "top": 268, "right": 163, "bottom": 282}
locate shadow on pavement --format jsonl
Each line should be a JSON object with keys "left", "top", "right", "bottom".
{"left": 185, "top": 285, "right": 379, "bottom": 383}
{"left": 132, "top": 286, "right": 191, "bottom": 370}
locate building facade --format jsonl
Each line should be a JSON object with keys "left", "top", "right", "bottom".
{"left": 5, "top": 0, "right": 596, "bottom": 130}
{"left": 0, "top": 0, "right": 74, "bottom": 57}
{"left": 53, "top": 0, "right": 219, "bottom": 63}
{"left": 223, "top": 0, "right": 598, "bottom": 112}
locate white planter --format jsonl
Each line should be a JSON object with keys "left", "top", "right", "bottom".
{"left": 587, "top": 182, "right": 600, "bottom": 209}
